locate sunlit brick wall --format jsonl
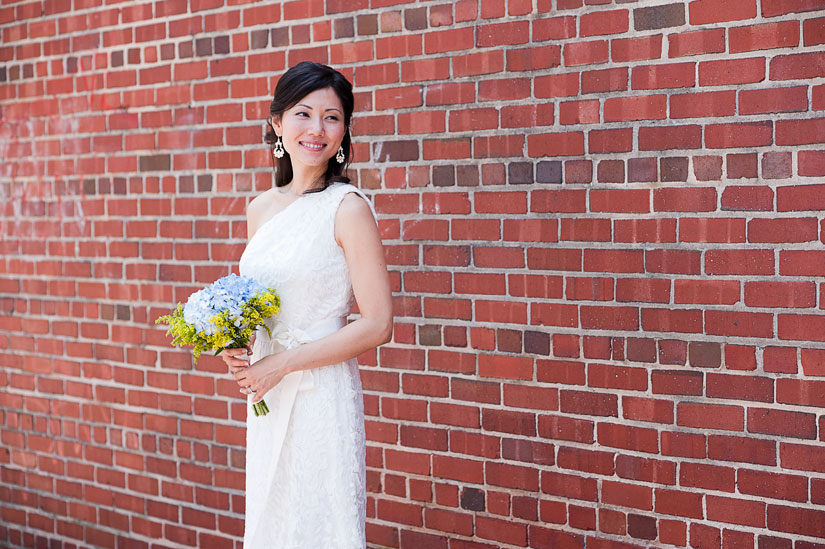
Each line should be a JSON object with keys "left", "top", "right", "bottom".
{"left": 2, "top": 0, "right": 825, "bottom": 547}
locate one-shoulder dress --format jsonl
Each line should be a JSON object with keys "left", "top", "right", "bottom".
{"left": 238, "top": 182, "right": 374, "bottom": 548}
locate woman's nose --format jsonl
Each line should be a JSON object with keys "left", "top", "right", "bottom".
{"left": 307, "top": 116, "right": 324, "bottom": 135}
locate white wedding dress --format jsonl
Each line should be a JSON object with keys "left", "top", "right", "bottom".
{"left": 238, "top": 182, "right": 372, "bottom": 548}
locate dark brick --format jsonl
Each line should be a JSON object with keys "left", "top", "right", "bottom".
{"left": 98, "top": 178, "right": 111, "bottom": 194}
{"left": 628, "top": 514, "right": 657, "bottom": 540}
{"left": 689, "top": 341, "right": 721, "bottom": 368}
{"left": 116, "top": 305, "right": 131, "bottom": 321}
{"left": 67, "top": 56, "right": 78, "bottom": 72}
{"left": 160, "top": 43, "right": 175, "bottom": 60}
{"left": 83, "top": 179, "right": 96, "bottom": 195}
{"left": 0, "top": 66, "right": 6, "bottom": 82}
{"left": 251, "top": 30, "right": 268, "bottom": 49}
{"left": 758, "top": 535, "right": 792, "bottom": 549}
{"left": 628, "top": 157, "right": 657, "bottom": 182}
{"left": 565, "top": 160, "right": 592, "bottom": 183}
{"left": 508, "top": 162, "right": 533, "bottom": 185}
{"left": 658, "top": 339, "right": 687, "bottom": 365}
{"left": 23, "top": 63, "right": 33, "bottom": 78}
{"left": 214, "top": 35, "right": 229, "bottom": 54}
{"left": 113, "top": 177, "right": 127, "bottom": 195}
{"left": 598, "top": 160, "right": 625, "bottom": 183}
{"left": 525, "top": 331, "right": 550, "bottom": 356}
{"left": 497, "top": 329, "right": 522, "bottom": 353}
{"left": 179, "top": 176, "right": 194, "bottom": 193}
{"left": 627, "top": 338, "right": 657, "bottom": 363}
{"left": 292, "top": 24, "right": 310, "bottom": 45}
{"left": 537, "top": 161, "right": 562, "bottom": 184}
{"left": 373, "top": 140, "right": 419, "bottom": 162}
{"left": 128, "top": 48, "right": 140, "bottom": 64}
{"left": 197, "top": 175, "right": 212, "bottom": 192}
{"left": 140, "top": 155, "right": 171, "bottom": 172}
{"left": 271, "top": 27, "right": 290, "bottom": 47}
{"left": 727, "top": 153, "right": 758, "bottom": 179}
{"left": 195, "top": 37, "right": 212, "bottom": 56}
{"left": 460, "top": 487, "right": 485, "bottom": 511}
{"left": 660, "top": 157, "right": 688, "bottom": 182}
{"left": 433, "top": 165, "right": 455, "bottom": 187}
{"left": 178, "top": 41, "right": 193, "bottom": 58}
{"left": 357, "top": 13, "right": 378, "bottom": 35}
{"left": 419, "top": 325, "right": 441, "bottom": 346}
{"left": 457, "top": 165, "right": 479, "bottom": 187}
{"left": 334, "top": 17, "right": 354, "bottom": 39}
{"left": 444, "top": 326, "right": 467, "bottom": 347}
{"left": 405, "top": 7, "right": 427, "bottom": 31}
{"left": 634, "top": 3, "right": 685, "bottom": 31}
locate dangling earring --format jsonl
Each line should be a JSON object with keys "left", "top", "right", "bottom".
{"left": 335, "top": 145, "right": 345, "bottom": 163}
{"left": 273, "top": 136, "right": 284, "bottom": 159}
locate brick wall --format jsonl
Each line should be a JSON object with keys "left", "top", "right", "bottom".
{"left": 2, "top": 0, "right": 825, "bottom": 547}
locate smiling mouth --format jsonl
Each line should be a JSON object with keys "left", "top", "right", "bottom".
{"left": 299, "top": 141, "right": 326, "bottom": 152}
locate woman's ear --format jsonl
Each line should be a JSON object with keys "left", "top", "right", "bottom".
{"left": 271, "top": 116, "right": 282, "bottom": 136}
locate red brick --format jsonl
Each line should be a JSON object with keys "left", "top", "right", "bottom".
{"left": 622, "top": 396, "right": 674, "bottom": 425}
{"left": 602, "top": 480, "right": 653, "bottom": 510}
{"left": 748, "top": 407, "right": 816, "bottom": 439}
{"left": 708, "top": 435, "right": 776, "bottom": 466}
{"left": 680, "top": 463, "right": 735, "bottom": 492}
{"left": 671, "top": 90, "right": 736, "bottom": 119}
{"left": 706, "top": 495, "right": 766, "bottom": 528}
{"left": 597, "top": 423, "right": 658, "bottom": 453}
{"left": 771, "top": 52, "right": 825, "bottom": 81}
{"left": 677, "top": 402, "right": 744, "bottom": 431}
{"left": 669, "top": 28, "right": 726, "bottom": 57}
{"left": 654, "top": 488, "right": 703, "bottom": 519}
{"left": 639, "top": 124, "right": 702, "bottom": 150}
{"left": 614, "top": 219, "right": 677, "bottom": 243}
{"left": 744, "top": 281, "right": 816, "bottom": 308}
{"left": 612, "top": 35, "right": 663, "bottom": 62}
{"left": 706, "top": 373, "right": 773, "bottom": 403}
{"left": 564, "top": 40, "right": 609, "bottom": 66}
{"left": 602, "top": 95, "right": 666, "bottom": 123}
{"left": 541, "top": 470, "right": 597, "bottom": 501}
{"left": 767, "top": 505, "right": 825, "bottom": 539}
{"left": 739, "top": 468, "right": 809, "bottom": 502}
{"left": 632, "top": 62, "right": 695, "bottom": 90}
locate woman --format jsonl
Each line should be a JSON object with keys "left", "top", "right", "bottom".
{"left": 220, "top": 61, "right": 393, "bottom": 548}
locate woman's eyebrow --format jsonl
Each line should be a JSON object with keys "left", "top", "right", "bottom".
{"left": 296, "top": 103, "right": 342, "bottom": 113}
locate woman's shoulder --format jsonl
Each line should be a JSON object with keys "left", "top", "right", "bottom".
{"left": 331, "top": 183, "right": 377, "bottom": 223}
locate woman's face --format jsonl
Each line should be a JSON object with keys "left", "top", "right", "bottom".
{"left": 272, "top": 86, "right": 346, "bottom": 172}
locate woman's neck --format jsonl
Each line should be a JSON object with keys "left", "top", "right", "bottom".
{"left": 284, "top": 163, "right": 326, "bottom": 195}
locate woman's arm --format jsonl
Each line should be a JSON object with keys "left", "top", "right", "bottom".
{"left": 234, "top": 192, "right": 393, "bottom": 400}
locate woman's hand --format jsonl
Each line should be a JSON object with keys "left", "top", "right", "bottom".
{"left": 219, "top": 333, "right": 259, "bottom": 394}
{"left": 232, "top": 351, "right": 293, "bottom": 403}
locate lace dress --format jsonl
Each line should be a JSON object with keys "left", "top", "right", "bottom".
{"left": 238, "top": 182, "right": 374, "bottom": 548}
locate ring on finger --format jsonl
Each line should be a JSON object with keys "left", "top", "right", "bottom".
{"left": 249, "top": 388, "right": 257, "bottom": 394}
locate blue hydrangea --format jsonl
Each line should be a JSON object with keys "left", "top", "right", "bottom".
{"left": 182, "top": 274, "right": 266, "bottom": 336}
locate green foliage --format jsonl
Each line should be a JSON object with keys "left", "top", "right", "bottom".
{"left": 155, "top": 289, "right": 281, "bottom": 363}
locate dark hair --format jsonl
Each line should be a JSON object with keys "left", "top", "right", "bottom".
{"left": 264, "top": 62, "right": 354, "bottom": 192}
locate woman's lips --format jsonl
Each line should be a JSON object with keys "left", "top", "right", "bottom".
{"left": 299, "top": 141, "right": 326, "bottom": 152}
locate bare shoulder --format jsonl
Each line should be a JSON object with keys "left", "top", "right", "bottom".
{"left": 335, "top": 190, "right": 378, "bottom": 246}
{"left": 246, "top": 189, "right": 275, "bottom": 241}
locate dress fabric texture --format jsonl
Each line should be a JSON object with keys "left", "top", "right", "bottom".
{"left": 238, "top": 182, "right": 373, "bottom": 549}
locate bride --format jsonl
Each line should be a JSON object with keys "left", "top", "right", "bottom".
{"left": 220, "top": 61, "right": 393, "bottom": 548}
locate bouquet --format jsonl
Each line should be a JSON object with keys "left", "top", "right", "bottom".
{"left": 155, "top": 273, "right": 280, "bottom": 416}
